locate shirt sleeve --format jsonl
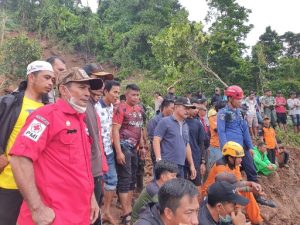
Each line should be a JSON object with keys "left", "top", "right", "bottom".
{"left": 146, "top": 118, "right": 156, "bottom": 140}
{"left": 153, "top": 118, "right": 167, "bottom": 139}
{"left": 112, "top": 105, "right": 124, "bottom": 126}
{"left": 217, "top": 110, "right": 227, "bottom": 149}
{"left": 9, "top": 112, "right": 50, "bottom": 161}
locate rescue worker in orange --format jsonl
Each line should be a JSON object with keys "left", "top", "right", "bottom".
{"left": 201, "top": 141, "right": 264, "bottom": 225}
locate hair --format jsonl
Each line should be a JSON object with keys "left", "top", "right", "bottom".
{"left": 103, "top": 80, "right": 120, "bottom": 93}
{"left": 257, "top": 141, "right": 265, "bottom": 148}
{"left": 160, "top": 99, "right": 174, "bottom": 111}
{"left": 154, "top": 160, "right": 179, "bottom": 180}
{"left": 155, "top": 92, "right": 161, "bottom": 96}
{"left": 215, "top": 101, "right": 226, "bottom": 112}
{"left": 83, "top": 63, "right": 103, "bottom": 75}
{"left": 46, "top": 56, "right": 65, "bottom": 66}
{"left": 158, "top": 178, "right": 198, "bottom": 214}
{"left": 126, "top": 83, "right": 140, "bottom": 91}
{"left": 120, "top": 94, "right": 126, "bottom": 101}
{"left": 249, "top": 90, "right": 256, "bottom": 95}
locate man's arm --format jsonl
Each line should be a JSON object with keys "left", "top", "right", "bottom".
{"left": 153, "top": 136, "right": 162, "bottom": 161}
{"left": 186, "top": 144, "right": 196, "bottom": 180}
{"left": 112, "top": 124, "right": 125, "bottom": 165}
{"left": 10, "top": 156, "right": 55, "bottom": 225}
{"left": 217, "top": 111, "right": 227, "bottom": 149}
{"left": 152, "top": 119, "right": 167, "bottom": 161}
{"left": 242, "top": 120, "right": 254, "bottom": 150}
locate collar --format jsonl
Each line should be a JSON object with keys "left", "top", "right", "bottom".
{"left": 56, "top": 98, "right": 83, "bottom": 116}
{"left": 170, "top": 115, "right": 185, "bottom": 124}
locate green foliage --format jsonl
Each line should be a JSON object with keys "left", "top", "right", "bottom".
{"left": 276, "top": 129, "right": 300, "bottom": 147}
{"left": 0, "top": 34, "right": 42, "bottom": 77}
{"left": 97, "top": 0, "right": 185, "bottom": 71}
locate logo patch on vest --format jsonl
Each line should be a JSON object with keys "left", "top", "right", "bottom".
{"left": 23, "top": 119, "right": 46, "bottom": 142}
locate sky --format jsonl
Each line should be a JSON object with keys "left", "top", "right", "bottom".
{"left": 82, "top": 0, "right": 300, "bottom": 47}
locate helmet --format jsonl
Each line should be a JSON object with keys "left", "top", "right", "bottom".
{"left": 224, "top": 85, "right": 244, "bottom": 100}
{"left": 222, "top": 141, "right": 245, "bottom": 157}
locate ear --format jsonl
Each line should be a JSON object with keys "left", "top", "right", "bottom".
{"left": 164, "top": 208, "right": 174, "bottom": 221}
{"left": 27, "top": 73, "right": 35, "bottom": 82}
{"left": 59, "top": 85, "right": 68, "bottom": 97}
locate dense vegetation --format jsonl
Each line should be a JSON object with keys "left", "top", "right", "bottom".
{"left": 0, "top": 0, "right": 299, "bottom": 104}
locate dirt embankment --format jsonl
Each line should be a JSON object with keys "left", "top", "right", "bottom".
{"left": 259, "top": 147, "right": 300, "bottom": 224}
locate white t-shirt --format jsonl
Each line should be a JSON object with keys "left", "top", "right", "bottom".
{"left": 95, "top": 99, "right": 114, "bottom": 155}
{"left": 245, "top": 98, "right": 257, "bottom": 116}
{"left": 287, "top": 98, "right": 300, "bottom": 115}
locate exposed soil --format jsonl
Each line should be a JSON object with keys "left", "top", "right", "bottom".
{"left": 105, "top": 147, "right": 300, "bottom": 225}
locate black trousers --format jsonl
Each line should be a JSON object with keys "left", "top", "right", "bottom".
{"left": 267, "top": 149, "right": 276, "bottom": 164}
{"left": 241, "top": 150, "right": 258, "bottom": 182}
{"left": 93, "top": 176, "right": 103, "bottom": 225}
{"left": 0, "top": 188, "right": 23, "bottom": 225}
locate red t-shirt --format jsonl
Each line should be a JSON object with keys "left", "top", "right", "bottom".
{"left": 113, "top": 102, "right": 143, "bottom": 147}
{"left": 10, "top": 99, "right": 94, "bottom": 225}
{"left": 275, "top": 97, "right": 287, "bottom": 113}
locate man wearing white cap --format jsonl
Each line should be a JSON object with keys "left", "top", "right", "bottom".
{"left": 0, "top": 60, "right": 54, "bottom": 225}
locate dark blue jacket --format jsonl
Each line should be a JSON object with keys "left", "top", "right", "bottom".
{"left": 217, "top": 105, "right": 253, "bottom": 150}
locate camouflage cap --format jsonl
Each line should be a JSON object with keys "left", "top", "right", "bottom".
{"left": 57, "top": 67, "right": 103, "bottom": 90}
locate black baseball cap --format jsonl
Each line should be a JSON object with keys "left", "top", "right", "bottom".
{"left": 207, "top": 181, "right": 249, "bottom": 206}
{"left": 174, "top": 97, "right": 196, "bottom": 109}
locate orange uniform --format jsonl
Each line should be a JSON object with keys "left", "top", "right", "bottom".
{"left": 262, "top": 126, "right": 276, "bottom": 149}
{"left": 209, "top": 114, "right": 220, "bottom": 147}
{"left": 202, "top": 158, "right": 263, "bottom": 224}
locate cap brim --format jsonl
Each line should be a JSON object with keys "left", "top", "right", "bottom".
{"left": 184, "top": 104, "right": 196, "bottom": 109}
{"left": 92, "top": 71, "right": 114, "bottom": 80}
{"left": 230, "top": 194, "right": 249, "bottom": 206}
{"left": 75, "top": 78, "right": 103, "bottom": 90}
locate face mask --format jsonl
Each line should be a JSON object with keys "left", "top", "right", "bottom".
{"left": 219, "top": 204, "right": 232, "bottom": 223}
{"left": 65, "top": 87, "right": 87, "bottom": 113}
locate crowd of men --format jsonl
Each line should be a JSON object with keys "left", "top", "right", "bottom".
{"left": 0, "top": 57, "right": 297, "bottom": 225}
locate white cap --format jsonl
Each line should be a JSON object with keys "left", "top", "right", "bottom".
{"left": 26, "top": 61, "right": 54, "bottom": 76}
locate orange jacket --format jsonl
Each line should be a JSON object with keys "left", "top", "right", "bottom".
{"left": 201, "top": 158, "right": 242, "bottom": 197}
{"left": 262, "top": 126, "right": 276, "bottom": 149}
{"left": 209, "top": 115, "right": 219, "bottom": 147}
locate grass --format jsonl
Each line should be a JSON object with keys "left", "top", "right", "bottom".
{"left": 276, "top": 128, "right": 300, "bottom": 148}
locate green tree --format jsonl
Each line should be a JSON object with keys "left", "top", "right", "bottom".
{"left": 204, "top": 0, "right": 253, "bottom": 85}
{"left": 97, "top": 0, "right": 184, "bottom": 70}
{"left": 0, "top": 33, "right": 42, "bottom": 77}
{"left": 281, "top": 31, "right": 300, "bottom": 58}
{"left": 257, "top": 26, "right": 283, "bottom": 68}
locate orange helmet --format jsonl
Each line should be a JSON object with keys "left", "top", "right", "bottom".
{"left": 222, "top": 141, "right": 245, "bottom": 157}
{"left": 225, "top": 85, "right": 244, "bottom": 100}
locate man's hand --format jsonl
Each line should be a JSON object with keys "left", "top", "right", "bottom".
{"left": 90, "top": 194, "right": 100, "bottom": 224}
{"left": 231, "top": 208, "right": 246, "bottom": 225}
{"left": 138, "top": 147, "right": 147, "bottom": 160}
{"left": 267, "top": 164, "right": 275, "bottom": 170}
{"left": 189, "top": 165, "right": 197, "bottom": 180}
{"left": 116, "top": 152, "right": 126, "bottom": 165}
{"left": 249, "top": 149, "right": 254, "bottom": 157}
{"left": 32, "top": 204, "right": 55, "bottom": 225}
{"left": 248, "top": 182, "right": 262, "bottom": 194}
{"left": 0, "top": 154, "right": 8, "bottom": 173}
{"left": 200, "top": 163, "right": 206, "bottom": 176}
